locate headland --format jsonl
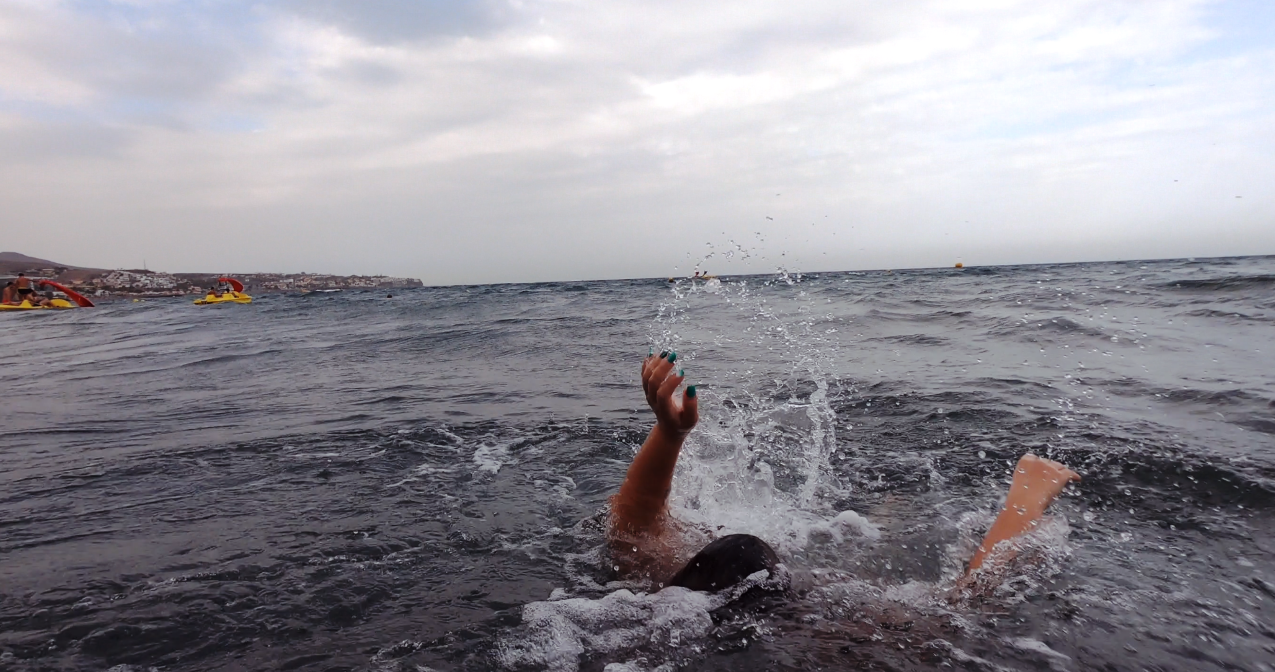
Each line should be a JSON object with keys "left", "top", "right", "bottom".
{"left": 0, "top": 251, "right": 423, "bottom": 298}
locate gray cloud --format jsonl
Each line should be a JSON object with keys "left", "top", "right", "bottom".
{"left": 1, "top": 0, "right": 1272, "bottom": 283}
{"left": 278, "top": 0, "right": 509, "bottom": 43}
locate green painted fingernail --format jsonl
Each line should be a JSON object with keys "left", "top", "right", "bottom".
{"left": 649, "top": 346, "right": 654, "bottom": 355}
{"left": 678, "top": 369, "right": 684, "bottom": 376}
{"left": 668, "top": 352, "right": 677, "bottom": 363}
{"left": 659, "top": 350, "right": 668, "bottom": 359}
{"left": 687, "top": 385, "right": 697, "bottom": 398}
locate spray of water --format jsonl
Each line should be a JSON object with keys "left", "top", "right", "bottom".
{"left": 500, "top": 270, "right": 1081, "bottom": 672}
{"left": 649, "top": 273, "right": 876, "bottom": 558}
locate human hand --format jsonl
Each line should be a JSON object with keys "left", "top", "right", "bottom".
{"left": 641, "top": 351, "right": 698, "bottom": 438}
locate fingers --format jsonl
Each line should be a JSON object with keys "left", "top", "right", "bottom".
{"left": 641, "top": 355, "right": 654, "bottom": 400}
{"left": 642, "top": 351, "right": 677, "bottom": 407}
{"left": 642, "top": 354, "right": 662, "bottom": 406}
{"left": 680, "top": 385, "right": 698, "bottom": 428}
{"left": 642, "top": 350, "right": 698, "bottom": 433}
{"left": 655, "top": 365, "right": 684, "bottom": 412}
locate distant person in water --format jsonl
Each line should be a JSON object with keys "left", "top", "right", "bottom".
{"left": 609, "top": 351, "right": 1081, "bottom": 593}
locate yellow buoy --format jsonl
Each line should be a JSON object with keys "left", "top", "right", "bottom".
{"left": 954, "top": 262, "right": 964, "bottom": 268}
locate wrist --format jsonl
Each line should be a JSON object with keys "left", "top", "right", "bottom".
{"left": 652, "top": 420, "right": 690, "bottom": 443}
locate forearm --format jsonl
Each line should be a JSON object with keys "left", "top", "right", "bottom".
{"left": 612, "top": 423, "right": 687, "bottom": 532}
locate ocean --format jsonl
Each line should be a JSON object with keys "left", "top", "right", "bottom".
{"left": 2, "top": 256, "right": 1273, "bottom": 671}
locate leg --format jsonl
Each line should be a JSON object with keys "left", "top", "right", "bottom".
{"left": 967, "top": 454, "right": 1080, "bottom": 572}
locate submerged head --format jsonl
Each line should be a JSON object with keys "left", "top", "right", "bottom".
{"left": 668, "top": 534, "right": 781, "bottom": 593}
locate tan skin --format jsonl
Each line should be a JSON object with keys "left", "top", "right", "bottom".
{"left": 968, "top": 454, "right": 1080, "bottom": 571}
{"left": 11, "top": 275, "right": 50, "bottom": 306}
{"left": 610, "top": 352, "right": 1080, "bottom": 582}
{"left": 610, "top": 352, "right": 699, "bottom": 540}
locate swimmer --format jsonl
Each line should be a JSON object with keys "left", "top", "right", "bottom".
{"left": 1, "top": 281, "right": 17, "bottom": 305}
{"left": 610, "top": 351, "right": 1080, "bottom": 593}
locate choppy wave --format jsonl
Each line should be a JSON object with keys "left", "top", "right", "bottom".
{"left": 1159, "top": 274, "right": 1275, "bottom": 291}
{"left": 2, "top": 256, "right": 1274, "bottom": 671}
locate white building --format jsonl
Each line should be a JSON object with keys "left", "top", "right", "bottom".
{"left": 99, "top": 270, "right": 177, "bottom": 290}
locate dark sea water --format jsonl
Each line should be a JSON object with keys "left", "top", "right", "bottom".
{"left": 2, "top": 256, "right": 1274, "bottom": 672}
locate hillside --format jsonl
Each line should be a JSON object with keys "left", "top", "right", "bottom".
{"left": 1, "top": 252, "right": 423, "bottom": 293}
{"left": 0, "top": 251, "right": 65, "bottom": 273}
{"left": 0, "top": 251, "right": 105, "bottom": 281}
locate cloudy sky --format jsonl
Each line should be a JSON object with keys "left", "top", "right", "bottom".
{"left": 2, "top": 0, "right": 1272, "bottom": 284}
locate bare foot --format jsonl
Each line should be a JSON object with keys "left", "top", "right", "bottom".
{"left": 967, "top": 454, "right": 1080, "bottom": 572}
{"left": 1004, "top": 454, "right": 1081, "bottom": 519}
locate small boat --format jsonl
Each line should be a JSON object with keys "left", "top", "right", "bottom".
{"left": 0, "top": 298, "right": 78, "bottom": 311}
{"left": 0, "top": 280, "right": 95, "bottom": 311}
{"left": 194, "top": 292, "right": 252, "bottom": 305}
{"left": 195, "top": 277, "right": 253, "bottom": 305}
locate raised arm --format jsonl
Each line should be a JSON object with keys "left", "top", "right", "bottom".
{"left": 967, "top": 454, "right": 1080, "bottom": 572}
{"left": 610, "top": 352, "right": 699, "bottom": 536}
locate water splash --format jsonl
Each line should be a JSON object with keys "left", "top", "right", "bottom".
{"left": 649, "top": 274, "right": 867, "bottom": 558}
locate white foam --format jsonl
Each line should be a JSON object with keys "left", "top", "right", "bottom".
{"left": 473, "top": 442, "right": 511, "bottom": 474}
{"left": 808, "top": 509, "right": 882, "bottom": 541}
{"left": 497, "top": 587, "right": 715, "bottom": 672}
{"left": 499, "top": 569, "right": 787, "bottom": 671}
{"left": 929, "top": 640, "right": 1018, "bottom": 672}
{"left": 1010, "top": 636, "right": 1072, "bottom": 665}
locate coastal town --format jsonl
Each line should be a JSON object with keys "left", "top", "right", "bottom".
{"left": 101, "top": 271, "right": 424, "bottom": 296}
{"left": 0, "top": 252, "right": 423, "bottom": 297}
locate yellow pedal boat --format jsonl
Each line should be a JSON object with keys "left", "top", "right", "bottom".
{"left": 195, "top": 276, "right": 252, "bottom": 305}
{"left": 195, "top": 291, "right": 252, "bottom": 305}
{"left": 0, "top": 298, "right": 78, "bottom": 311}
{"left": 1, "top": 280, "right": 95, "bottom": 311}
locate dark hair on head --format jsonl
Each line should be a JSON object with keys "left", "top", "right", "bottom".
{"left": 668, "top": 534, "right": 781, "bottom": 592}
{"left": 18, "top": 272, "right": 25, "bottom": 276}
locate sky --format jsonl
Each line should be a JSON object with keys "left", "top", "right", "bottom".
{"left": 1, "top": 0, "right": 1273, "bottom": 284}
